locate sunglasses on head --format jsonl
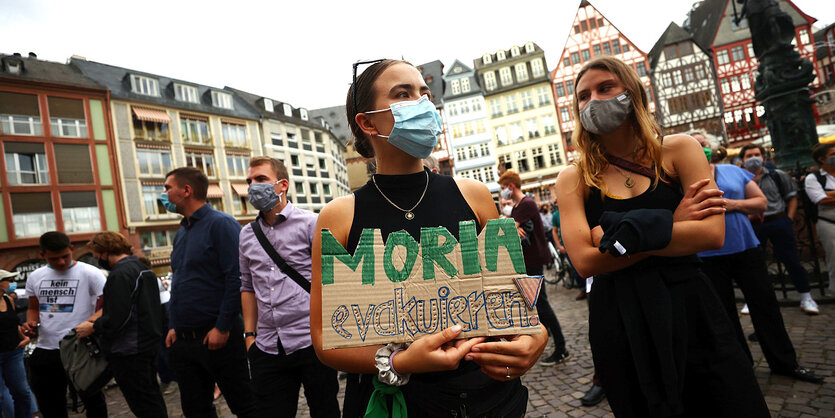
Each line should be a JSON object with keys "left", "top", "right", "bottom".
{"left": 351, "top": 59, "right": 386, "bottom": 113}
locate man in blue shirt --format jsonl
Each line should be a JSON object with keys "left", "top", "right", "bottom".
{"left": 163, "top": 167, "right": 255, "bottom": 417}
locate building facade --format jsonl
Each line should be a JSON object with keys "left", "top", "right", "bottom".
{"left": 688, "top": 0, "right": 819, "bottom": 146}
{"left": 418, "top": 60, "right": 453, "bottom": 175}
{"left": 443, "top": 60, "right": 498, "bottom": 192}
{"left": 0, "top": 53, "right": 124, "bottom": 279}
{"left": 475, "top": 42, "right": 566, "bottom": 201}
{"left": 310, "top": 105, "right": 373, "bottom": 191}
{"left": 551, "top": 0, "right": 655, "bottom": 161}
{"left": 228, "top": 88, "right": 350, "bottom": 211}
{"left": 648, "top": 22, "right": 725, "bottom": 139}
{"left": 71, "top": 58, "right": 264, "bottom": 275}
{"left": 815, "top": 23, "right": 835, "bottom": 125}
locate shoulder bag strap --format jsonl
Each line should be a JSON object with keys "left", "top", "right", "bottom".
{"left": 250, "top": 220, "right": 311, "bottom": 294}
{"left": 604, "top": 153, "right": 675, "bottom": 184}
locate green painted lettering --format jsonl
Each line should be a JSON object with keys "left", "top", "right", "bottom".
{"left": 383, "top": 231, "right": 419, "bottom": 283}
{"left": 420, "top": 227, "right": 459, "bottom": 280}
{"left": 320, "top": 229, "right": 376, "bottom": 285}
{"left": 484, "top": 218, "right": 526, "bottom": 273}
{"left": 458, "top": 220, "right": 481, "bottom": 275}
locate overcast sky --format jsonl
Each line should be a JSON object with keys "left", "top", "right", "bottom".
{"left": 1, "top": 0, "right": 830, "bottom": 111}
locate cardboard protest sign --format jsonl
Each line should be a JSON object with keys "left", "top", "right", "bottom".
{"left": 320, "top": 217, "right": 542, "bottom": 350}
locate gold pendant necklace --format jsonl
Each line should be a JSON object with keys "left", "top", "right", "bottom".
{"left": 372, "top": 171, "right": 429, "bottom": 221}
{"left": 613, "top": 166, "right": 635, "bottom": 188}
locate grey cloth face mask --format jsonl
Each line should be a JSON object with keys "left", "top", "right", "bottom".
{"left": 248, "top": 182, "right": 282, "bottom": 211}
{"left": 579, "top": 92, "right": 632, "bottom": 135}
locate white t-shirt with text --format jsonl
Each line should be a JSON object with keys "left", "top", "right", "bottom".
{"left": 25, "top": 262, "right": 106, "bottom": 350}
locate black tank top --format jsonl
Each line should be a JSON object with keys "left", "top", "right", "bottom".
{"left": 344, "top": 168, "right": 526, "bottom": 417}
{"left": 0, "top": 295, "right": 21, "bottom": 352}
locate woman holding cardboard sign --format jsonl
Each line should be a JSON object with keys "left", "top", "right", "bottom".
{"left": 555, "top": 56, "right": 768, "bottom": 416}
{"left": 311, "top": 59, "right": 548, "bottom": 417}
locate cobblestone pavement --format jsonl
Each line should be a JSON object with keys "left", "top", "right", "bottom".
{"left": 72, "top": 270, "right": 833, "bottom": 417}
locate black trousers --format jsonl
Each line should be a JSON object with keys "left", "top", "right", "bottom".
{"left": 109, "top": 352, "right": 168, "bottom": 418}
{"left": 700, "top": 247, "right": 799, "bottom": 372}
{"left": 247, "top": 344, "right": 339, "bottom": 418}
{"left": 169, "top": 322, "right": 256, "bottom": 418}
{"left": 28, "top": 348, "right": 107, "bottom": 418}
{"left": 528, "top": 265, "right": 566, "bottom": 353}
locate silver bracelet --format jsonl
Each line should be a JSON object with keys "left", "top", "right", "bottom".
{"left": 375, "top": 343, "right": 410, "bottom": 386}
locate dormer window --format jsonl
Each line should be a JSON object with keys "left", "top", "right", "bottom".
{"left": 283, "top": 104, "right": 293, "bottom": 117}
{"left": 300, "top": 109, "right": 308, "bottom": 120}
{"left": 461, "top": 78, "right": 471, "bottom": 93}
{"left": 264, "top": 98, "right": 273, "bottom": 112}
{"left": 211, "top": 91, "right": 233, "bottom": 109}
{"left": 3, "top": 58, "right": 22, "bottom": 75}
{"left": 130, "top": 75, "right": 159, "bottom": 96}
{"left": 482, "top": 54, "right": 492, "bottom": 65}
{"left": 525, "top": 42, "right": 535, "bottom": 53}
{"left": 451, "top": 80, "right": 461, "bottom": 95}
{"left": 497, "top": 50, "right": 506, "bottom": 61}
{"left": 511, "top": 46, "right": 520, "bottom": 57}
{"left": 174, "top": 84, "right": 199, "bottom": 103}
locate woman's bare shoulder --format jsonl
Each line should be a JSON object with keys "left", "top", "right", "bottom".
{"left": 318, "top": 194, "right": 355, "bottom": 226}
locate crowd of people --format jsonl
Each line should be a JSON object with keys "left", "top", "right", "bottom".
{"left": 0, "top": 55, "right": 828, "bottom": 418}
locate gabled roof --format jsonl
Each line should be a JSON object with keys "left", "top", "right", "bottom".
{"left": 416, "top": 60, "right": 445, "bottom": 107}
{"left": 444, "top": 59, "right": 473, "bottom": 77}
{"left": 648, "top": 22, "right": 694, "bottom": 69}
{"left": 687, "top": 0, "right": 727, "bottom": 50}
{"left": 0, "top": 53, "right": 104, "bottom": 90}
{"left": 70, "top": 58, "right": 260, "bottom": 120}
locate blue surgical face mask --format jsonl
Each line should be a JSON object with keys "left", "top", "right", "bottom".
{"left": 365, "top": 95, "right": 442, "bottom": 159}
{"left": 158, "top": 193, "right": 180, "bottom": 214}
{"left": 4, "top": 282, "right": 16, "bottom": 294}
{"left": 248, "top": 181, "right": 283, "bottom": 212}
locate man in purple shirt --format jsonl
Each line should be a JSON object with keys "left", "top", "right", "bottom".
{"left": 240, "top": 156, "right": 339, "bottom": 417}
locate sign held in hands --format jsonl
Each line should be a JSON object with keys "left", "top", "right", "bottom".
{"left": 320, "top": 218, "right": 542, "bottom": 349}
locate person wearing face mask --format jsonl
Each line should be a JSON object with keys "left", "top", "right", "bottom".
{"left": 499, "top": 171, "right": 569, "bottom": 366}
{"left": 239, "top": 156, "right": 340, "bottom": 417}
{"left": 739, "top": 144, "right": 820, "bottom": 314}
{"left": 555, "top": 57, "right": 768, "bottom": 416}
{"left": 0, "top": 270, "right": 33, "bottom": 418}
{"left": 805, "top": 142, "right": 835, "bottom": 293}
{"left": 692, "top": 134, "right": 823, "bottom": 385}
{"left": 162, "top": 167, "right": 256, "bottom": 418}
{"left": 311, "top": 59, "right": 548, "bottom": 417}
{"left": 74, "top": 232, "right": 167, "bottom": 417}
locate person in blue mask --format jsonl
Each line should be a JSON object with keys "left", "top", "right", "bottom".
{"left": 310, "top": 59, "right": 549, "bottom": 417}
{"left": 555, "top": 56, "right": 768, "bottom": 416}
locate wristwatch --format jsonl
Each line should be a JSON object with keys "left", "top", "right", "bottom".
{"left": 243, "top": 331, "right": 257, "bottom": 338}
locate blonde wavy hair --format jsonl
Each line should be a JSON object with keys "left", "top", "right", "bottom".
{"left": 571, "top": 57, "right": 665, "bottom": 195}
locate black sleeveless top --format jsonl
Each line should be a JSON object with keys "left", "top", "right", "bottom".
{"left": 0, "top": 295, "right": 21, "bottom": 352}
{"left": 344, "top": 168, "right": 527, "bottom": 417}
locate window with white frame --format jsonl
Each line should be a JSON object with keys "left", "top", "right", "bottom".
{"left": 185, "top": 151, "right": 216, "bottom": 177}
{"left": 136, "top": 148, "right": 172, "bottom": 177}
{"left": 509, "top": 123, "right": 523, "bottom": 143}
{"left": 489, "top": 98, "right": 502, "bottom": 117}
{"left": 716, "top": 49, "right": 730, "bottom": 65}
{"left": 662, "top": 72, "right": 672, "bottom": 87}
{"left": 448, "top": 103, "right": 458, "bottom": 116}
{"left": 0, "top": 92, "right": 43, "bottom": 136}
{"left": 222, "top": 121, "right": 248, "bottom": 148}
{"left": 515, "top": 63, "right": 528, "bottom": 82}
{"left": 467, "top": 145, "right": 477, "bottom": 159}
{"left": 48, "top": 97, "right": 87, "bottom": 138}
{"left": 721, "top": 78, "right": 730, "bottom": 94}
{"left": 4, "top": 142, "right": 49, "bottom": 185}
{"left": 537, "top": 86, "right": 551, "bottom": 106}
{"left": 495, "top": 126, "right": 508, "bottom": 146}
{"left": 548, "top": 144, "right": 562, "bottom": 165}
{"left": 318, "top": 158, "right": 327, "bottom": 170}
{"left": 175, "top": 84, "right": 199, "bottom": 103}
{"left": 290, "top": 154, "right": 300, "bottom": 167}
{"left": 541, "top": 115, "right": 556, "bottom": 135}
{"left": 181, "top": 116, "right": 211, "bottom": 144}
{"left": 560, "top": 107, "right": 571, "bottom": 122}
{"left": 460, "top": 100, "right": 470, "bottom": 114}
{"left": 471, "top": 98, "right": 481, "bottom": 111}
{"left": 461, "top": 78, "right": 470, "bottom": 93}
{"left": 451, "top": 80, "right": 460, "bottom": 95}
{"left": 799, "top": 29, "right": 809, "bottom": 45}
{"left": 270, "top": 131, "right": 283, "bottom": 146}
{"left": 511, "top": 46, "right": 520, "bottom": 57}
{"left": 515, "top": 150, "right": 529, "bottom": 172}
{"left": 673, "top": 70, "right": 683, "bottom": 85}
{"left": 497, "top": 50, "right": 506, "bottom": 60}
{"left": 532, "top": 147, "right": 545, "bottom": 170}
{"left": 555, "top": 83, "right": 565, "bottom": 97}
{"left": 283, "top": 104, "right": 293, "bottom": 117}
{"left": 505, "top": 95, "right": 518, "bottom": 114}
{"left": 294, "top": 183, "right": 305, "bottom": 196}
{"left": 305, "top": 156, "right": 316, "bottom": 171}
{"left": 141, "top": 184, "right": 167, "bottom": 217}
{"left": 525, "top": 42, "right": 535, "bottom": 53}
{"left": 740, "top": 74, "right": 751, "bottom": 90}
{"left": 484, "top": 72, "right": 497, "bottom": 91}
{"left": 211, "top": 91, "right": 233, "bottom": 109}
{"left": 482, "top": 54, "right": 492, "bottom": 65}
{"left": 521, "top": 91, "right": 533, "bottom": 110}
{"left": 730, "top": 76, "right": 741, "bottom": 92}
{"left": 310, "top": 183, "right": 319, "bottom": 196}
{"left": 263, "top": 98, "right": 274, "bottom": 112}
{"left": 500, "top": 67, "right": 513, "bottom": 86}
{"left": 61, "top": 191, "right": 100, "bottom": 233}
{"left": 475, "top": 120, "right": 485, "bottom": 133}
{"left": 456, "top": 147, "right": 465, "bottom": 161}
{"left": 300, "top": 109, "right": 308, "bottom": 120}
{"left": 531, "top": 59, "right": 544, "bottom": 77}
{"left": 226, "top": 154, "right": 249, "bottom": 177}
{"left": 480, "top": 142, "right": 489, "bottom": 156}
{"left": 526, "top": 118, "right": 539, "bottom": 139}
{"left": 323, "top": 183, "right": 331, "bottom": 196}
{"left": 139, "top": 230, "right": 176, "bottom": 250}
{"left": 11, "top": 192, "right": 55, "bottom": 238}
{"left": 131, "top": 75, "right": 159, "bottom": 96}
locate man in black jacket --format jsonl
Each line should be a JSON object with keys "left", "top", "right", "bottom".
{"left": 75, "top": 232, "right": 167, "bottom": 417}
